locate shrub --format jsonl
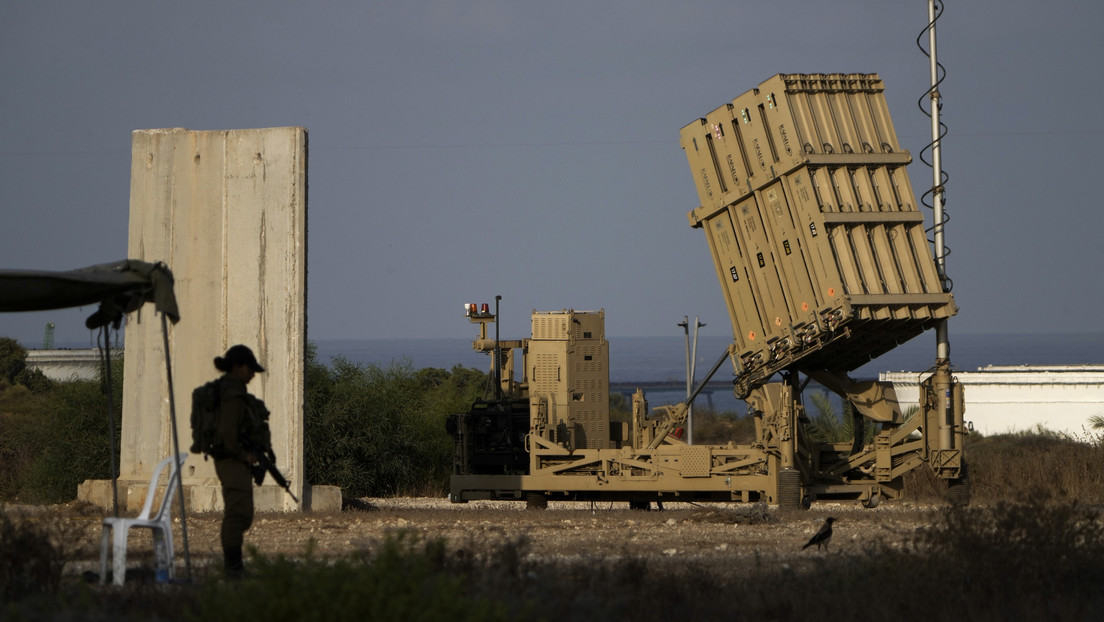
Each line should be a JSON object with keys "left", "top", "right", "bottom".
{"left": 921, "top": 494, "right": 1104, "bottom": 568}
{"left": 887, "top": 496, "right": 1104, "bottom": 620}
{"left": 963, "top": 431, "right": 1104, "bottom": 505}
{"left": 304, "top": 346, "right": 488, "bottom": 497}
{"left": 189, "top": 532, "right": 512, "bottom": 622}
{"left": 14, "top": 367, "right": 52, "bottom": 394}
{"left": 0, "top": 338, "right": 27, "bottom": 384}
{"left": 20, "top": 379, "right": 119, "bottom": 502}
{"left": 0, "top": 509, "right": 71, "bottom": 602}
{"left": 0, "top": 358, "right": 120, "bottom": 503}
{"left": 692, "top": 409, "right": 757, "bottom": 445}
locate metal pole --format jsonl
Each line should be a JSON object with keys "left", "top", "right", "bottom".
{"left": 161, "top": 313, "right": 192, "bottom": 582}
{"left": 927, "top": 0, "right": 955, "bottom": 453}
{"left": 494, "top": 295, "right": 502, "bottom": 400}
{"left": 678, "top": 317, "right": 690, "bottom": 441}
{"left": 929, "top": 0, "right": 950, "bottom": 364}
{"left": 689, "top": 317, "right": 705, "bottom": 444}
{"left": 99, "top": 326, "right": 119, "bottom": 517}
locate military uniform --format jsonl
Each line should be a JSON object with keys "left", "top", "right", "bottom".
{"left": 214, "top": 374, "right": 257, "bottom": 570}
{"left": 209, "top": 344, "right": 270, "bottom": 575}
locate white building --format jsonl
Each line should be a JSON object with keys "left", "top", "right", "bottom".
{"left": 881, "top": 365, "right": 1104, "bottom": 437}
{"left": 25, "top": 349, "right": 114, "bottom": 382}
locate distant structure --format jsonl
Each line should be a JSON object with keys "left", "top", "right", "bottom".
{"left": 41, "top": 322, "right": 54, "bottom": 349}
{"left": 25, "top": 349, "right": 105, "bottom": 382}
{"left": 882, "top": 365, "right": 1104, "bottom": 437}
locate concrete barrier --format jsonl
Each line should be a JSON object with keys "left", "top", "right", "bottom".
{"left": 76, "top": 127, "right": 336, "bottom": 511}
{"left": 77, "top": 478, "right": 342, "bottom": 513}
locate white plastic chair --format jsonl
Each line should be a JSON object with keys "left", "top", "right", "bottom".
{"left": 99, "top": 452, "right": 187, "bottom": 585}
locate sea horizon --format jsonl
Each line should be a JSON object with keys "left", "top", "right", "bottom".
{"left": 38, "top": 331, "right": 1104, "bottom": 381}
{"left": 311, "top": 331, "right": 1104, "bottom": 384}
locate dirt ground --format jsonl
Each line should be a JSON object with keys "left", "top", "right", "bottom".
{"left": 41, "top": 496, "right": 941, "bottom": 580}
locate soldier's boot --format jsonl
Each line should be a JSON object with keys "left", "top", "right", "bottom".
{"left": 223, "top": 546, "right": 244, "bottom": 577}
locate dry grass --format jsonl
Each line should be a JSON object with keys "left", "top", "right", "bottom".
{"left": 6, "top": 428, "right": 1104, "bottom": 620}
{"left": 898, "top": 429, "right": 1104, "bottom": 506}
{"left": 5, "top": 493, "right": 1104, "bottom": 621}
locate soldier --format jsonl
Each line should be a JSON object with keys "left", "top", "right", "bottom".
{"left": 211, "top": 344, "right": 269, "bottom": 575}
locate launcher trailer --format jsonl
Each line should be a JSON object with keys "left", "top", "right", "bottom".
{"left": 447, "top": 74, "right": 968, "bottom": 509}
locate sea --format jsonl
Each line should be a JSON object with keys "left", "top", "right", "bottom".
{"left": 314, "top": 332, "right": 1104, "bottom": 414}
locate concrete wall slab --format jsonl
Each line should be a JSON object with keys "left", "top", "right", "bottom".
{"left": 118, "top": 127, "right": 309, "bottom": 511}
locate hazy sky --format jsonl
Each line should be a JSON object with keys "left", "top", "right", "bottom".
{"left": 2, "top": 1, "right": 1101, "bottom": 347}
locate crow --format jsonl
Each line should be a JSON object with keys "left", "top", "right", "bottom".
{"left": 802, "top": 517, "right": 836, "bottom": 551}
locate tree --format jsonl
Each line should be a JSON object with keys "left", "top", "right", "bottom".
{"left": 0, "top": 338, "right": 27, "bottom": 384}
{"left": 804, "top": 390, "right": 876, "bottom": 447}
{"left": 805, "top": 391, "right": 847, "bottom": 443}
{"left": 0, "top": 337, "right": 52, "bottom": 393}
{"left": 303, "top": 345, "right": 491, "bottom": 498}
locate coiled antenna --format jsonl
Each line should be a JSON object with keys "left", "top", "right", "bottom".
{"left": 917, "top": 0, "right": 952, "bottom": 293}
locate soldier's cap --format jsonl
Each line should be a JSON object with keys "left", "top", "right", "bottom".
{"left": 220, "top": 344, "right": 265, "bottom": 373}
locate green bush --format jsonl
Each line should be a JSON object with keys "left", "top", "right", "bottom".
{"left": 0, "top": 337, "right": 52, "bottom": 394}
{"left": 303, "top": 345, "right": 488, "bottom": 497}
{"left": 20, "top": 379, "right": 119, "bottom": 502}
{"left": 0, "top": 357, "right": 120, "bottom": 503}
{"left": 692, "top": 409, "right": 757, "bottom": 445}
{"left": 0, "top": 338, "right": 27, "bottom": 384}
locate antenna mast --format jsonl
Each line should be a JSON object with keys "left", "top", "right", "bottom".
{"left": 923, "top": 0, "right": 951, "bottom": 364}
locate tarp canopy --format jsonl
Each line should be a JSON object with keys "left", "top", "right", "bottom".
{"left": 0, "top": 259, "right": 179, "bottom": 328}
{"left": 0, "top": 257, "right": 189, "bottom": 573}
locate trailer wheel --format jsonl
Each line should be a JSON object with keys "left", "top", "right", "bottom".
{"left": 525, "top": 492, "right": 548, "bottom": 510}
{"left": 778, "top": 468, "right": 803, "bottom": 509}
{"left": 947, "top": 462, "right": 971, "bottom": 508}
{"left": 862, "top": 492, "right": 882, "bottom": 509}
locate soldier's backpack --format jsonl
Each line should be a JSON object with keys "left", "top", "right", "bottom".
{"left": 190, "top": 379, "right": 223, "bottom": 458}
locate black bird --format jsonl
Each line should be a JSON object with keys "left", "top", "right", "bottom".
{"left": 802, "top": 517, "right": 836, "bottom": 551}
